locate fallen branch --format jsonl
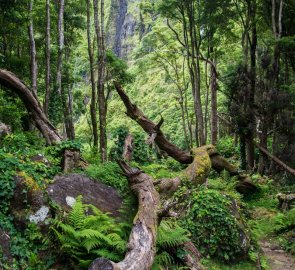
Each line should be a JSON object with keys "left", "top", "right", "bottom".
{"left": 89, "top": 161, "right": 160, "bottom": 270}
{"left": 114, "top": 82, "right": 193, "bottom": 164}
{"left": 254, "top": 142, "right": 295, "bottom": 177}
{"left": 0, "top": 69, "right": 61, "bottom": 144}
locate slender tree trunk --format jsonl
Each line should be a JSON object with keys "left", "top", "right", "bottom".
{"left": 56, "top": 0, "right": 65, "bottom": 95}
{"left": 245, "top": 0, "right": 257, "bottom": 171}
{"left": 187, "top": 2, "right": 205, "bottom": 146}
{"left": 258, "top": 121, "right": 268, "bottom": 175}
{"left": 67, "top": 85, "right": 75, "bottom": 139}
{"left": 44, "top": 0, "right": 51, "bottom": 116}
{"left": 28, "top": 0, "right": 38, "bottom": 97}
{"left": 94, "top": 0, "right": 107, "bottom": 161}
{"left": 179, "top": 93, "right": 190, "bottom": 149}
{"left": 210, "top": 57, "right": 218, "bottom": 145}
{"left": 86, "top": 0, "right": 99, "bottom": 151}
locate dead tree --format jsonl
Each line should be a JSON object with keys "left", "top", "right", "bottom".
{"left": 89, "top": 161, "right": 160, "bottom": 270}
{"left": 114, "top": 82, "right": 193, "bottom": 164}
{"left": 114, "top": 82, "right": 257, "bottom": 194}
{"left": 123, "top": 133, "right": 133, "bottom": 161}
{"left": 0, "top": 69, "right": 61, "bottom": 144}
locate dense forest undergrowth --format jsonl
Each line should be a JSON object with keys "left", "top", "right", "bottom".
{"left": 0, "top": 0, "right": 295, "bottom": 269}
{"left": 0, "top": 131, "right": 294, "bottom": 269}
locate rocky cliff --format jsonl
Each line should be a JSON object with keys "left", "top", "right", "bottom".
{"left": 106, "top": 0, "right": 144, "bottom": 60}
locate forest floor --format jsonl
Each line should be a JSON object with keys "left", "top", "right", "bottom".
{"left": 260, "top": 240, "right": 295, "bottom": 270}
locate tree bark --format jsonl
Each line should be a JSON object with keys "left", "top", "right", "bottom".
{"left": 56, "top": 0, "right": 65, "bottom": 95}
{"left": 89, "top": 161, "right": 160, "bottom": 270}
{"left": 210, "top": 58, "right": 218, "bottom": 145}
{"left": 0, "top": 69, "right": 61, "bottom": 144}
{"left": 44, "top": 0, "right": 51, "bottom": 116}
{"left": 123, "top": 133, "right": 133, "bottom": 161}
{"left": 28, "top": 0, "right": 38, "bottom": 97}
{"left": 114, "top": 82, "right": 193, "bottom": 164}
{"left": 93, "top": 0, "right": 107, "bottom": 161}
{"left": 245, "top": 0, "right": 257, "bottom": 171}
{"left": 86, "top": 0, "right": 99, "bottom": 151}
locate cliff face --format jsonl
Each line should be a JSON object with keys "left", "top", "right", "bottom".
{"left": 106, "top": 0, "right": 142, "bottom": 60}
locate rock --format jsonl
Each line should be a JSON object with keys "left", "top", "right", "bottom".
{"left": 10, "top": 173, "right": 48, "bottom": 229}
{"left": 235, "top": 178, "right": 259, "bottom": 195}
{"left": 30, "top": 153, "right": 51, "bottom": 166}
{"left": 47, "top": 174, "right": 122, "bottom": 216}
{"left": 0, "top": 122, "right": 11, "bottom": 140}
{"left": 277, "top": 193, "right": 295, "bottom": 210}
{"left": 0, "top": 229, "right": 12, "bottom": 265}
{"left": 229, "top": 199, "right": 251, "bottom": 257}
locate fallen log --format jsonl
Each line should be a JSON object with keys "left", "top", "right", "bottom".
{"left": 114, "top": 82, "right": 193, "bottom": 164}
{"left": 114, "top": 83, "right": 257, "bottom": 194}
{"left": 0, "top": 69, "right": 61, "bottom": 145}
{"left": 254, "top": 142, "right": 295, "bottom": 177}
{"left": 89, "top": 161, "right": 160, "bottom": 270}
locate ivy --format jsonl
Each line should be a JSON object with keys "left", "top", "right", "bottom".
{"left": 181, "top": 189, "right": 243, "bottom": 261}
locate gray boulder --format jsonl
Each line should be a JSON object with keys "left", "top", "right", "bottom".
{"left": 47, "top": 173, "right": 122, "bottom": 216}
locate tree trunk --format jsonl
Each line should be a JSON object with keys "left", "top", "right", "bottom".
{"left": 0, "top": 69, "right": 61, "bottom": 144}
{"left": 89, "top": 161, "right": 160, "bottom": 270}
{"left": 210, "top": 58, "right": 218, "bottom": 145}
{"left": 28, "top": 0, "right": 38, "bottom": 97}
{"left": 56, "top": 0, "right": 65, "bottom": 95}
{"left": 246, "top": 0, "right": 257, "bottom": 171}
{"left": 123, "top": 134, "right": 133, "bottom": 161}
{"left": 94, "top": 0, "right": 107, "bottom": 161}
{"left": 86, "top": 0, "right": 99, "bottom": 151}
{"left": 258, "top": 121, "right": 268, "bottom": 175}
{"left": 44, "top": 0, "right": 51, "bottom": 116}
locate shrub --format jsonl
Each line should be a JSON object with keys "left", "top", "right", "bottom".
{"left": 182, "top": 189, "right": 243, "bottom": 261}
{"left": 85, "top": 162, "right": 129, "bottom": 195}
{"left": 216, "top": 136, "right": 238, "bottom": 158}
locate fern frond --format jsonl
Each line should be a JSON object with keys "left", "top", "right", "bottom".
{"left": 107, "top": 233, "right": 126, "bottom": 252}
{"left": 152, "top": 251, "right": 174, "bottom": 269}
{"left": 78, "top": 259, "right": 93, "bottom": 268}
{"left": 68, "top": 196, "right": 86, "bottom": 229}
{"left": 157, "top": 221, "right": 189, "bottom": 249}
{"left": 92, "top": 248, "right": 122, "bottom": 262}
{"left": 82, "top": 236, "right": 103, "bottom": 252}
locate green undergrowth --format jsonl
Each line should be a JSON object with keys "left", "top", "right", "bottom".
{"left": 201, "top": 259, "right": 257, "bottom": 270}
{"left": 85, "top": 162, "right": 129, "bottom": 195}
{"left": 51, "top": 196, "right": 128, "bottom": 268}
{"left": 0, "top": 133, "right": 64, "bottom": 269}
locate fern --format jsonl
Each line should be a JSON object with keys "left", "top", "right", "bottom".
{"left": 152, "top": 220, "right": 190, "bottom": 270}
{"left": 51, "top": 196, "right": 127, "bottom": 268}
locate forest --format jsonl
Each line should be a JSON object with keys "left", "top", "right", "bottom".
{"left": 0, "top": 0, "right": 294, "bottom": 269}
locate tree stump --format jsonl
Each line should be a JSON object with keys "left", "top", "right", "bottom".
{"left": 277, "top": 193, "right": 295, "bottom": 210}
{"left": 61, "top": 149, "right": 81, "bottom": 173}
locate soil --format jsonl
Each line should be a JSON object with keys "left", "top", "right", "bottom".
{"left": 260, "top": 240, "right": 295, "bottom": 270}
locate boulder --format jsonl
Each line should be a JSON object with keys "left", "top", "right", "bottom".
{"left": 30, "top": 153, "right": 51, "bottom": 166}
{"left": 10, "top": 173, "right": 48, "bottom": 229}
{"left": 0, "top": 122, "right": 11, "bottom": 140}
{"left": 47, "top": 173, "right": 122, "bottom": 216}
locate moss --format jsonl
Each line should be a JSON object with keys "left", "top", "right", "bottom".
{"left": 17, "top": 171, "right": 40, "bottom": 192}
{"left": 185, "top": 146, "right": 212, "bottom": 185}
